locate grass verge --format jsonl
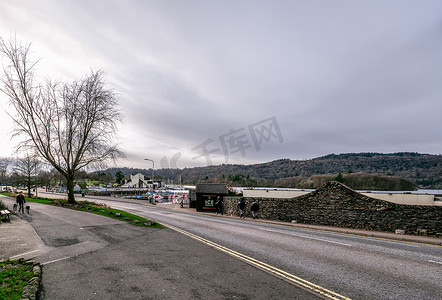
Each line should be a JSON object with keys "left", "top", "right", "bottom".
{"left": 0, "top": 259, "right": 34, "bottom": 300}
{"left": 0, "top": 192, "right": 165, "bottom": 228}
{"left": 55, "top": 200, "right": 165, "bottom": 228}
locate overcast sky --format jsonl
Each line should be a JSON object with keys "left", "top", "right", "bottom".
{"left": 1, "top": 0, "right": 441, "bottom": 170}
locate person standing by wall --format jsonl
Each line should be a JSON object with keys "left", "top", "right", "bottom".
{"left": 237, "top": 198, "right": 246, "bottom": 219}
{"left": 215, "top": 196, "right": 223, "bottom": 215}
{"left": 250, "top": 200, "right": 259, "bottom": 219}
{"left": 16, "top": 191, "right": 26, "bottom": 213}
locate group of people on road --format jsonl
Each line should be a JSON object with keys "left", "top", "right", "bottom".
{"left": 215, "top": 196, "right": 260, "bottom": 219}
{"left": 238, "top": 198, "right": 260, "bottom": 219}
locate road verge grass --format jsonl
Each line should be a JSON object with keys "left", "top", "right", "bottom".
{"left": 55, "top": 200, "right": 165, "bottom": 228}
{"left": 0, "top": 192, "right": 165, "bottom": 228}
{"left": 0, "top": 259, "right": 35, "bottom": 300}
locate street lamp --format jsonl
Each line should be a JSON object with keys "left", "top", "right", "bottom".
{"left": 144, "top": 158, "right": 154, "bottom": 191}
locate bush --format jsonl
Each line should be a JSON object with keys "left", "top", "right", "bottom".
{"left": 0, "top": 200, "right": 7, "bottom": 210}
{"left": 334, "top": 172, "right": 344, "bottom": 183}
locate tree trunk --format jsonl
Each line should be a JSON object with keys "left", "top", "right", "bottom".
{"left": 66, "top": 175, "right": 76, "bottom": 204}
{"left": 27, "top": 176, "right": 32, "bottom": 198}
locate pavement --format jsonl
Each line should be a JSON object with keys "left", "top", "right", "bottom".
{"left": 1, "top": 194, "right": 441, "bottom": 300}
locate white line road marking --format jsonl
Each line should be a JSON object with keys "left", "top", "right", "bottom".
{"left": 367, "top": 238, "right": 421, "bottom": 247}
{"left": 41, "top": 256, "right": 71, "bottom": 265}
{"left": 428, "top": 260, "right": 442, "bottom": 265}
{"left": 10, "top": 249, "right": 41, "bottom": 259}
{"left": 165, "top": 223, "right": 351, "bottom": 300}
{"left": 257, "top": 227, "right": 352, "bottom": 246}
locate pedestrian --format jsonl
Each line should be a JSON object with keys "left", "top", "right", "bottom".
{"left": 215, "top": 196, "right": 223, "bottom": 215}
{"left": 250, "top": 200, "right": 259, "bottom": 219}
{"left": 237, "top": 198, "right": 246, "bottom": 218}
{"left": 16, "top": 191, "right": 26, "bottom": 213}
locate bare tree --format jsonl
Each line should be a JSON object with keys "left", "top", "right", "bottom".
{"left": 14, "top": 155, "right": 41, "bottom": 197}
{"left": 0, "top": 36, "right": 124, "bottom": 203}
{"left": 0, "top": 157, "right": 11, "bottom": 185}
{"left": 38, "top": 167, "right": 64, "bottom": 190}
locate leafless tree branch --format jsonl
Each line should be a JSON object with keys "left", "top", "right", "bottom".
{"left": 0, "top": 36, "right": 124, "bottom": 203}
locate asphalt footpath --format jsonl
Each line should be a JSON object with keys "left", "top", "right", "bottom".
{"left": 1, "top": 195, "right": 441, "bottom": 300}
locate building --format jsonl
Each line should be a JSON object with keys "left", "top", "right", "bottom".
{"left": 195, "top": 183, "right": 228, "bottom": 212}
{"left": 125, "top": 173, "right": 155, "bottom": 188}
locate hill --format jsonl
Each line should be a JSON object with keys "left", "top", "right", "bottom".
{"left": 104, "top": 152, "right": 441, "bottom": 189}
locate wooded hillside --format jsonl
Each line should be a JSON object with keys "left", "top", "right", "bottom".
{"left": 105, "top": 152, "right": 441, "bottom": 189}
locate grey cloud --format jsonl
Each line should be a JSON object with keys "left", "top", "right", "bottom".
{"left": 2, "top": 0, "right": 441, "bottom": 167}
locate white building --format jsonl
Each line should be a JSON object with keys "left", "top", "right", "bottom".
{"left": 125, "top": 173, "right": 154, "bottom": 188}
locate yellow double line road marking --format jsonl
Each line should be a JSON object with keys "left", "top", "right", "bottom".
{"left": 165, "top": 223, "right": 351, "bottom": 300}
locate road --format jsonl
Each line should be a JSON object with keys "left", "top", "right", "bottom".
{"left": 22, "top": 191, "right": 442, "bottom": 299}
{"left": 92, "top": 195, "right": 441, "bottom": 300}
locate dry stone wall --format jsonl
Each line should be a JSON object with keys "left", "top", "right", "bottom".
{"left": 223, "top": 181, "right": 441, "bottom": 236}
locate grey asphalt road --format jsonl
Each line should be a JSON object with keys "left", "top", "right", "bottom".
{"left": 0, "top": 196, "right": 320, "bottom": 300}
{"left": 4, "top": 191, "right": 442, "bottom": 299}
{"left": 95, "top": 197, "right": 442, "bottom": 300}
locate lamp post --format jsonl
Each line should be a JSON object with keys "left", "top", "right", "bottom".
{"left": 144, "top": 158, "right": 154, "bottom": 192}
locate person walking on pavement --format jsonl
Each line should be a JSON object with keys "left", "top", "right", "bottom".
{"left": 16, "top": 191, "right": 26, "bottom": 213}
{"left": 215, "top": 196, "right": 223, "bottom": 215}
{"left": 250, "top": 200, "right": 259, "bottom": 219}
{"left": 237, "top": 198, "right": 246, "bottom": 218}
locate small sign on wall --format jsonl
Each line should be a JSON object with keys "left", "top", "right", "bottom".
{"left": 195, "top": 183, "right": 228, "bottom": 212}
{"left": 202, "top": 194, "right": 216, "bottom": 210}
